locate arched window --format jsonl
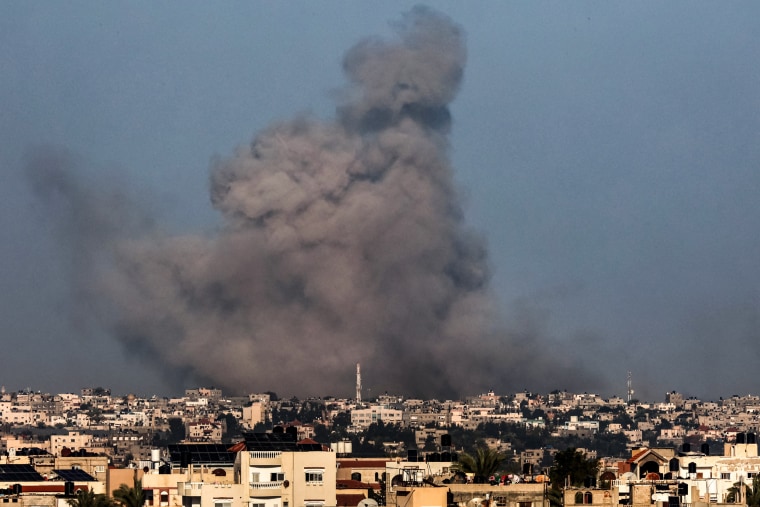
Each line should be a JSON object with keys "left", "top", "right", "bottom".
{"left": 584, "top": 492, "right": 593, "bottom": 504}
{"left": 575, "top": 492, "right": 584, "bottom": 504}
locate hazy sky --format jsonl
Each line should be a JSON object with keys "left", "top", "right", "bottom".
{"left": 2, "top": 2, "right": 760, "bottom": 401}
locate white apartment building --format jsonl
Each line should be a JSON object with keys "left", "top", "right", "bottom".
{"left": 351, "top": 406, "right": 403, "bottom": 429}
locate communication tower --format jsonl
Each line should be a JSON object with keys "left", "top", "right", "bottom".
{"left": 627, "top": 371, "right": 634, "bottom": 403}
{"left": 356, "top": 363, "right": 362, "bottom": 405}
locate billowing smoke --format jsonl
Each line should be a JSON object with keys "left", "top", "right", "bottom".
{"left": 27, "top": 7, "right": 595, "bottom": 398}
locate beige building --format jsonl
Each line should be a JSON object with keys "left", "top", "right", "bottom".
{"left": 243, "top": 402, "right": 268, "bottom": 428}
{"left": 187, "top": 418, "right": 223, "bottom": 442}
{"left": 351, "top": 406, "right": 404, "bottom": 429}
{"left": 236, "top": 435, "right": 336, "bottom": 507}
{"left": 134, "top": 435, "right": 337, "bottom": 507}
{"left": 388, "top": 482, "right": 547, "bottom": 507}
{"left": 50, "top": 431, "right": 93, "bottom": 455}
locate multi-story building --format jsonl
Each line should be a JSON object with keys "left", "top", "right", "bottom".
{"left": 351, "top": 406, "right": 403, "bottom": 430}
{"left": 186, "top": 418, "right": 223, "bottom": 443}
{"left": 243, "top": 402, "right": 268, "bottom": 428}
{"left": 50, "top": 431, "right": 93, "bottom": 456}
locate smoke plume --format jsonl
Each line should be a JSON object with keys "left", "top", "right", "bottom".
{"left": 27, "top": 7, "right": 595, "bottom": 398}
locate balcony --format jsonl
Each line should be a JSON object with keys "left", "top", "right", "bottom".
{"left": 250, "top": 451, "right": 282, "bottom": 459}
{"left": 249, "top": 481, "right": 284, "bottom": 490}
{"left": 179, "top": 482, "right": 204, "bottom": 497}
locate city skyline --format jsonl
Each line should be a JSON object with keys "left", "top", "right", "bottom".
{"left": 0, "top": 378, "right": 754, "bottom": 405}
{"left": 2, "top": 3, "right": 760, "bottom": 400}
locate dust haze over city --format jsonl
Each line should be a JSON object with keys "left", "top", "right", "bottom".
{"left": 2, "top": 3, "right": 760, "bottom": 402}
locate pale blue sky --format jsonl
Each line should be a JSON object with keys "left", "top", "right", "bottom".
{"left": 2, "top": 2, "right": 760, "bottom": 400}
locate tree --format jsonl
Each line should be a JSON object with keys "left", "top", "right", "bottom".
{"left": 451, "top": 447, "right": 505, "bottom": 483}
{"left": 727, "top": 475, "right": 760, "bottom": 506}
{"left": 546, "top": 486, "right": 563, "bottom": 507}
{"left": 113, "top": 475, "right": 146, "bottom": 507}
{"left": 67, "top": 489, "right": 115, "bottom": 507}
{"left": 222, "top": 413, "right": 240, "bottom": 440}
{"left": 422, "top": 435, "right": 438, "bottom": 451}
{"left": 548, "top": 448, "right": 599, "bottom": 490}
{"left": 168, "top": 418, "right": 185, "bottom": 443}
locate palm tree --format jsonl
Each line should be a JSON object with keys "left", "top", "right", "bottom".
{"left": 67, "top": 489, "right": 115, "bottom": 507}
{"left": 546, "top": 486, "right": 563, "bottom": 507}
{"left": 727, "top": 475, "right": 760, "bottom": 506}
{"left": 451, "top": 447, "right": 505, "bottom": 483}
{"left": 113, "top": 475, "right": 146, "bottom": 507}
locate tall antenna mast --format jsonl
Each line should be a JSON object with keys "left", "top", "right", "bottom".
{"left": 356, "top": 363, "right": 362, "bottom": 405}
{"left": 627, "top": 371, "right": 634, "bottom": 403}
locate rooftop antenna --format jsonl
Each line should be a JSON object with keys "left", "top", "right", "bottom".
{"left": 356, "top": 363, "right": 362, "bottom": 405}
{"left": 627, "top": 371, "right": 634, "bottom": 404}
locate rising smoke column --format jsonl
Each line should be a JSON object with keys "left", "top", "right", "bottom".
{"left": 28, "top": 7, "right": 595, "bottom": 398}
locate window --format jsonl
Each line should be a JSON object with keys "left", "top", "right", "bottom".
{"left": 305, "top": 470, "right": 324, "bottom": 484}
{"left": 250, "top": 472, "right": 260, "bottom": 483}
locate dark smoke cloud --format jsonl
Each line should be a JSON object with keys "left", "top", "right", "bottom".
{"left": 27, "top": 7, "right": 596, "bottom": 398}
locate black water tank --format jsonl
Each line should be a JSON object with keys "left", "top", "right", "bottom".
{"left": 523, "top": 463, "right": 532, "bottom": 475}
{"left": 748, "top": 433, "right": 756, "bottom": 444}
{"left": 286, "top": 426, "right": 297, "bottom": 439}
{"left": 701, "top": 443, "right": 710, "bottom": 455}
{"left": 682, "top": 443, "right": 691, "bottom": 453}
{"left": 688, "top": 462, "right": 696, "bottom": 474}
{"left": 64, "top": 482, "right": 73, "bottom": 496}
{"left": 441, "top": 451, "right": 452, "bottom": 462}
{"left": 737, "top": 433, "right": 746, "bottom": 444}
{"left": 12, "top": 484, "right": 21, "bottom": 495}
{"left": 441, "top": 434, "right": 452, "bottom": 447}
{"left": 669, "top": 458, "right": 680, "bottom": 472}
{"left": 407, "top": 449, "right": 418, "bottom": 462}
{"left": 429, "top": 452, "right": 441, "bottom": 462}
{"left": 273, "top": 425, "right": 284, "bottom": 434}
{"left": 678, "top": 483, "right": 689, "bottom": 496}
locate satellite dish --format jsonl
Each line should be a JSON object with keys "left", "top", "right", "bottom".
{"left": 511, "top": 475, "right": 521, "bottom": 484}
{"left": 470, "top": 498, "right": 483, "bottom": 506}
{"left": 621, "top": 472, "right": 636, "bottom": 482}
{"left": 358, "top": 500, "right": 378, "bottom": 507}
